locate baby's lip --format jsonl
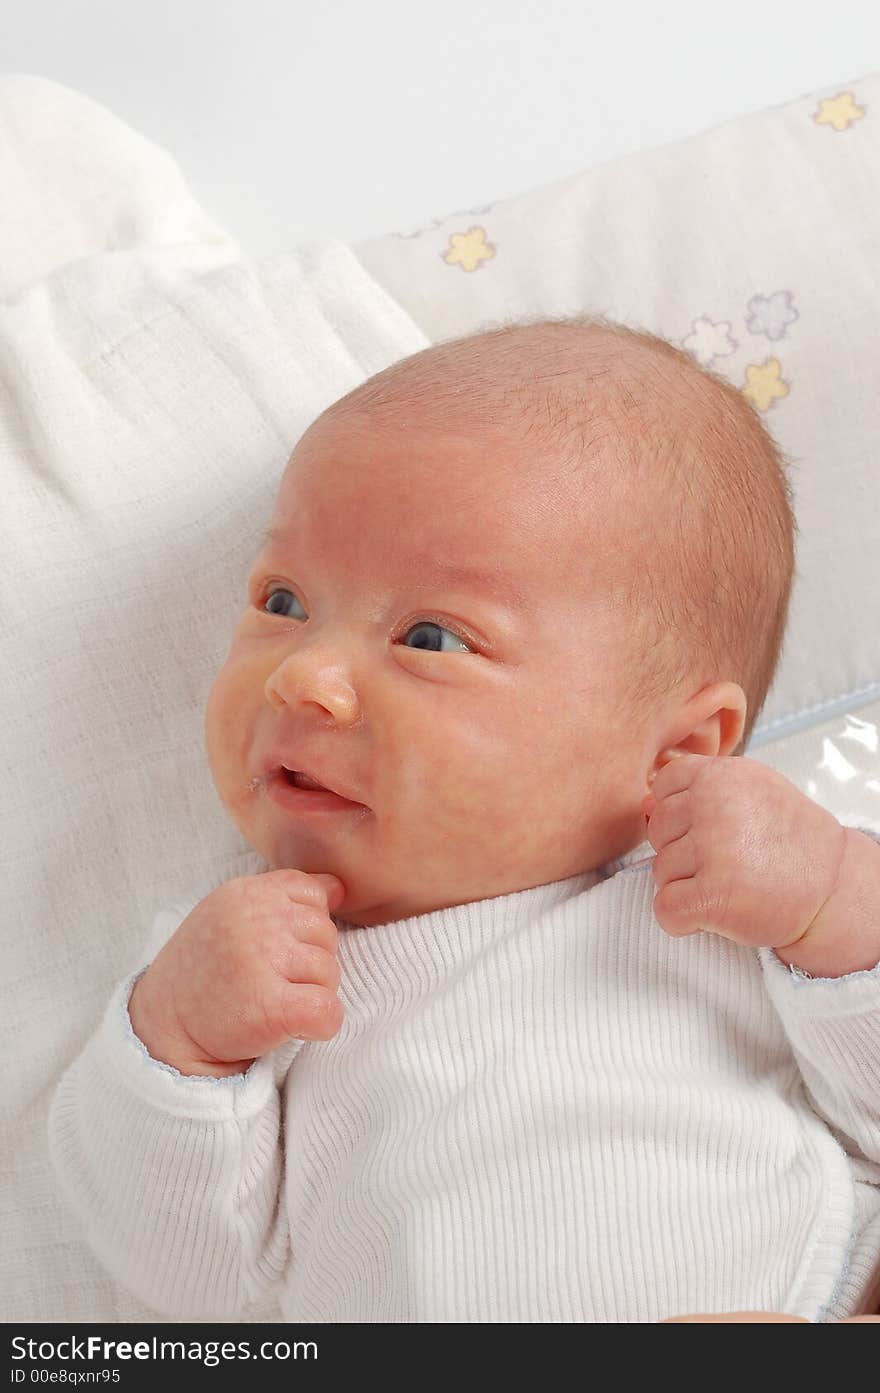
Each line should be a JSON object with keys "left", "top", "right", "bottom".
{"left": 259, "top": 752, "right": 366, "bottom": 807}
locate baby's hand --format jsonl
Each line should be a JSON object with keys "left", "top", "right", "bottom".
{"left": 641, "top": 753, "right": 846, "bottom": 953}
{"left": 128, "top": 869, "right": 346, "bottom": 1077}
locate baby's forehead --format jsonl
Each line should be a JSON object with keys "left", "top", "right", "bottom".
{"left": 291, "top": 405, "right": 619, "bottom": 531}
{"left": 278, "top": 420, "right": 647, "bottom": 636}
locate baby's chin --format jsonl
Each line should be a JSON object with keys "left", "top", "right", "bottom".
{"left": 330, "top": 887, "right": 427, "bottom": 930}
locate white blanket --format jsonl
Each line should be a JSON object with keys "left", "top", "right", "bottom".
{"left": 0, "top": 74, "right": 429, "bottom": 1323}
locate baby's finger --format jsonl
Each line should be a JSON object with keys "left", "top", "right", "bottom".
{"left": 282, "top": 984, "right": 345, "bottom": 1042}
{"left": 283, "top": 942, "right": 341, "bottom": 992}
{"left": 651, "top": 832, "right": 697, "bottom": 890}
{"left": 652, "top": 751, "right": 713, "bottom": 804}
{"left": 651, "top": 870, "right": 704, "bottom": 939}
{"left": 270, "top": 868, "right": 345, "bottom": 914}
{"left": 644, "top": 788, "right": 692, "bottom": 850}
{"left": 290, "top": 907, "right": 338, "bottom": 955}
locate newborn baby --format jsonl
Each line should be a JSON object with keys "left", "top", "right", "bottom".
{"left": 48, "top": 315, "right": 880, "bottom": 1323}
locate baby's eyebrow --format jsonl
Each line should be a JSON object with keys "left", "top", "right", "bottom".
{"left": 259, "top": 527, "right": 528, "bottom": 609}
{"left": 409, "top": 559, "right": 529, "bottom": 609}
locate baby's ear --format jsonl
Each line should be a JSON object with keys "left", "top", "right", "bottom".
{"left": 647, "top": 746, "right": 685, "bottom": 790}
{"left": 659, "top": 747, "right": 688, "bottom": 764}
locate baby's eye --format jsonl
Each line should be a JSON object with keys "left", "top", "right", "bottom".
{"left": 261, "top": 589, "right": 473, "bottom": 654}
{"left": 262, "top": 587, "right": 306, "bottom": 620}
{"left": 399, "top": 621, "right": 472, "bottom": 654}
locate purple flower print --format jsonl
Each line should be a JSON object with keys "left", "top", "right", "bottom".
{"left": 746, "top": 291, "right": 799, "bottom": 341}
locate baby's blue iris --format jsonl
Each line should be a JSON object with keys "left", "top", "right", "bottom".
{"left": 265, "top": 588, "right": 306, "bottom": 619}
{"left": 403, "top": 621, "right": 469, "bottom": 653}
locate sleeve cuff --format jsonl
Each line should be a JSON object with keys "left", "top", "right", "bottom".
{"left": 759, "top": 942, "right": 880, "bottom": 1011}
{"left": 99, "top": 967, "right": 303, "bottom": 1121}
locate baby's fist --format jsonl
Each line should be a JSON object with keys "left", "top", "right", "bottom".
{"left": 129, "top": 868, "right": 347, "bottom": 1077}
{"left": 642, "top": 752, "right": 846, "bottom": 952}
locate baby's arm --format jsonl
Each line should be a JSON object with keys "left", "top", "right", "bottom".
{"left": 756, "top": 824, "right": 880, "bottom": 1170}
{"left": 644, "top": 753, "right": 880, "bottom": 1169}
{"left": 47, "top": 869, "right": 345, "bottom": 1320}
{"left": 48, "top": 964, "right": 296, "bottom": 1319}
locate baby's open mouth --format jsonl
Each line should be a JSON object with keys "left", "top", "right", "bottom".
{"left": 282, "top": 767, "right": 330, "bottom": 791}
{"left": 261, "top": 755, "right": 366, "bottom": 807}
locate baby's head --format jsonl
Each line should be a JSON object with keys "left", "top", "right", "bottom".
{"left": 205, "top": 315, "right": 797, "bottom": 926}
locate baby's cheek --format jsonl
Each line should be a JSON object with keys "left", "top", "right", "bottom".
{"left": 205, "top": 662, "right": 254, "bottom": 797}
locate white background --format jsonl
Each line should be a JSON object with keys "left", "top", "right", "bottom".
{"left": 6, "top": 0, "right": 880, "bottom": 258}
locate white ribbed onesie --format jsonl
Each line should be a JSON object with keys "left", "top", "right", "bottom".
{"left": 48, "top": 837, "right": 880, "bottom": 1323}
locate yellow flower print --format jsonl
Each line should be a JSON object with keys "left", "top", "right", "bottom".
{"left": 742, "top": 359, "right": 790, "bottom": 412}
{"left": 814, "top": 92, "right": 866, "bottom": 131}
{"left": 441, "top": 225, "right": 496, "bottom": 272}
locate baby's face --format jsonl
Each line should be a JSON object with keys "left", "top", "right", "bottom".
{"left": 205, "top": 408, "right": 655, "bottom": 925}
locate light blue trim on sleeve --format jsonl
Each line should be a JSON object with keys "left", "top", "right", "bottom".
{"left": 121, "top": 967, "right": 256, "bottom": 1088}
{"left": 759, "top": 945, "right": 880, "bottom": 988}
